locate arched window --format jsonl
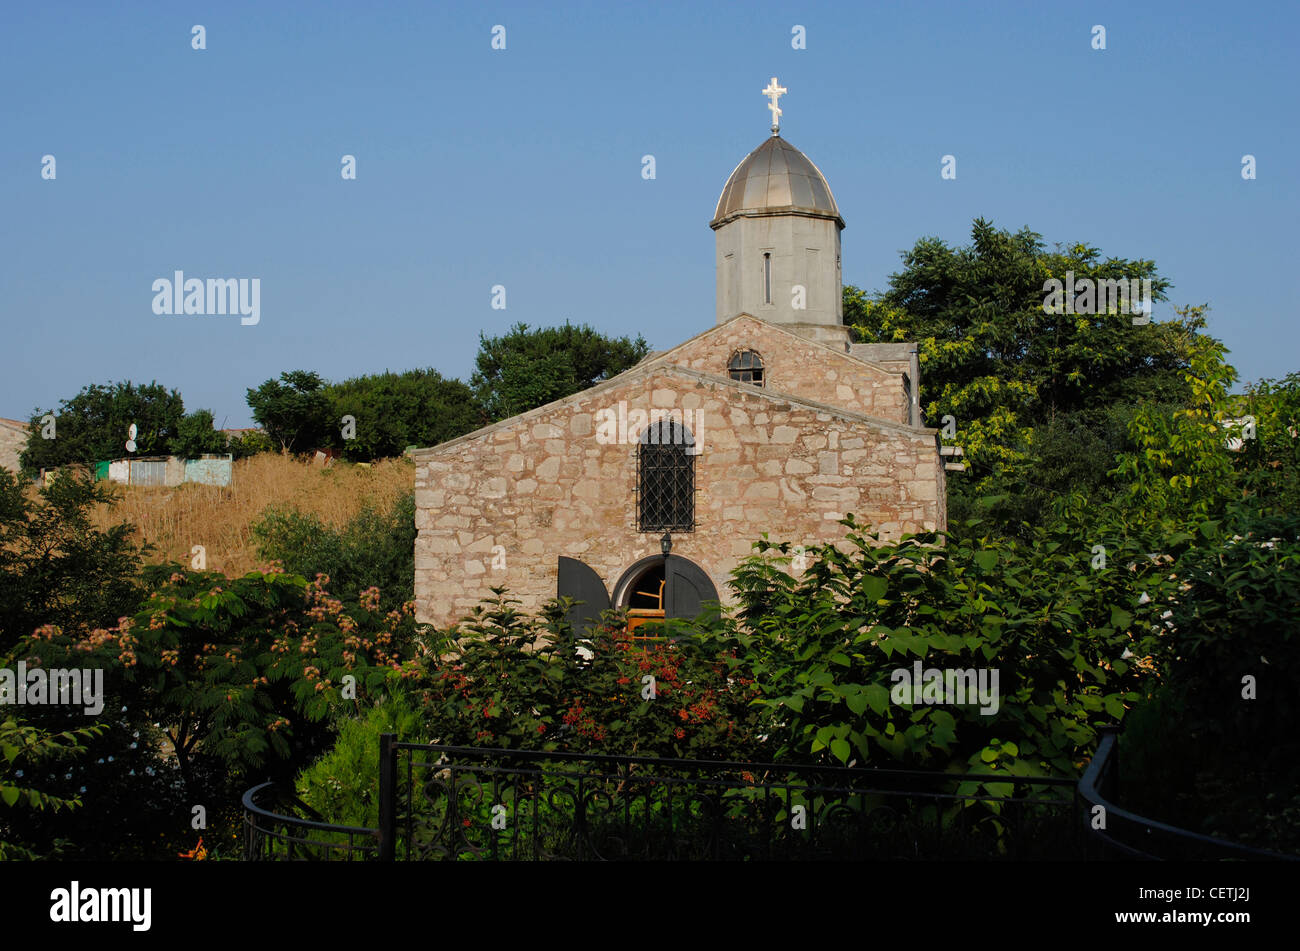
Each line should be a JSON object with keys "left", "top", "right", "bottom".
{"left": 637, "top": 419, "right": 694, "bottom": 532}
{"left": 727, "top": 349, "right": 765, "bottom": 386}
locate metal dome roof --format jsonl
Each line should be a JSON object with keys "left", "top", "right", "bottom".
{"left": 710, "top": 135, "right": 844, "bottom": 230}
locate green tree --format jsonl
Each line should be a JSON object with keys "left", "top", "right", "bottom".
{"left": 325, "top": 368, "right": 483, "bottom": 461}
{"left": 471, "top": 322, "right": 650, "bottom": 422}
{"left": 168, "top": 409, "right": 229, "bottom": 458}
{"left": 19, "top": 381, "right": 185, "bottom": 475}
{"left": 845, "top": 219, "right": 1203, "bottom": 532}
{"left": 245, "top": 370, "right": 332, "bottom": 454}
{"left": 1111, "top": 309, "right": 1240, "bottom": 528}
{"left": 0, "top": 467, "right": 144, "bottom": 650}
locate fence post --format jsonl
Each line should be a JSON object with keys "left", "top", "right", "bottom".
{"left": 378, "top": 733, "right": 396, "bottom": 861}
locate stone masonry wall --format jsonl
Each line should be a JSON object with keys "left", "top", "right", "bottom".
{"left": 0, "top": 419, "right": 30, "bottom": 475}
{"left": 653, "top": 315, "right": 909, "bottom": 424}
{"left": 413, "top": 366, "right": 943, "bottom": 630}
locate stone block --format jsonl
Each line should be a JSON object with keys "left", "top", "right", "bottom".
{"left": 743, "top": 482, "right": 779, "bottom": 500}
{"left": 415, "top": 488, "right": 445, "bottom": 508}
{"left": 910, "top": 479, "right": 938, "bottom": 501}
{"left": 573, "top": 481, "right": 602, "bottom": 500}
{"left": 812, "top": 486, "right": 855, "bottom": 503}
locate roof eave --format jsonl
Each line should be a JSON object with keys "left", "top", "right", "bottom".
{"left": 709, "top": 207, "right": 846, "bottom": 230}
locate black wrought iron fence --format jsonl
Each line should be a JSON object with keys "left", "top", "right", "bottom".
{"left": 383, "top": 736, "right": 1078, "bottom": 860}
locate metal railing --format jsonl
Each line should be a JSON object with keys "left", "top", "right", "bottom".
{"left": 1076, "top": 726, "right": 1296, "bottom": 861}
{"left": 384, "top": 740, "right": 1077, "bottom": 861}
{"left": 242, "top": 781, "right": 380, "bottom": 861}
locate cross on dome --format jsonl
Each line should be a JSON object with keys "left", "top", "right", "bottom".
{"left": 761, "top": 77, "right": 787, "bottom": 135}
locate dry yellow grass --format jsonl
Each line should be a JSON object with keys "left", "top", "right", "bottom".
{"left": 85, "top": 454, "right": 415, "bottom": 576}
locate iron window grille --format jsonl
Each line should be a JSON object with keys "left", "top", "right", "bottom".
{"left": 637, "top": 420, "right": 694, "bottom": 532}
{"left": 727, "top": 349, "right": 765, "bottom": 386}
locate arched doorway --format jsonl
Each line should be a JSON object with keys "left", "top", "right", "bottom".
{"left": 556, "top": 554, "right": 720, "bottom": 637}
{"left": 619, "top": 560, "right": 667, "bottom": 636}
{"left": 612, "top": 554, "right": 720, "bottom": 637}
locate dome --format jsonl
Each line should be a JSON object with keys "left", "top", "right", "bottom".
{"left": 710, "top": 135, "right": 844, "bottom": 230}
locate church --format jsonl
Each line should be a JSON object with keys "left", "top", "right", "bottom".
{"left": 413, "top": 79, "right": 947, "bottom": 632}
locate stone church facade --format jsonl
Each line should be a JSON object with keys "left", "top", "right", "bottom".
{"left": 414, "top": 89, "right": 946, "bottom": 631}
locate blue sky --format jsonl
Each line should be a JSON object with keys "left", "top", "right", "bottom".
{"left": 2, "top": 0, "right": 1296, "bottom": 428}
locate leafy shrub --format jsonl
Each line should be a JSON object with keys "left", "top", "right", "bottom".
{"left": 251, "top": 491, "right": 417, "bottom": 611}
{"left": 0, "top": 715, "right": 105, "bottom": 859}
{"left": 412, "top": 590, "right": 764, "bottom": 761}
{"left": 1128, "top": 510, "right": 1300, "bottom": 852}
{"left": 21, "top": 569, "right": 427, "bottom": 800}
{"left": 295, "top": 692, "right": 427, "bottom": 828}
{"left": 729, "top": 516, "right": 1181, "bottom": 778}
{"left": 1165, "top": 511, "right": 1300, "bottom": 750}
{"left": 1233, "top": 372, "right": 1300, "bottom": 516}
{"left": 226, "top": 428, "right": 276, "bottom": 459}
